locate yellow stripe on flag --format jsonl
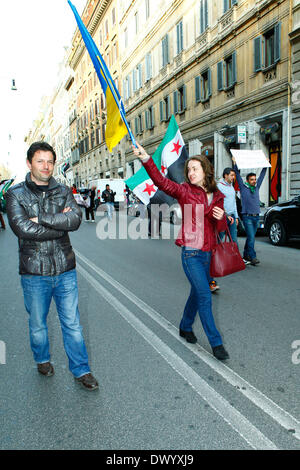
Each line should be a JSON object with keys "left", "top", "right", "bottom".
{"left": 105, "top": 88, "right": 127, "bottom": 152}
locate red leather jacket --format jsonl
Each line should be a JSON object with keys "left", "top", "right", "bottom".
{"left": 143, "top": 157, "right": 227, "bottom": 251}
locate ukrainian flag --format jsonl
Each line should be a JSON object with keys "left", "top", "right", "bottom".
{"left": 68, "top": 1, "right": 135, "bottom": 152}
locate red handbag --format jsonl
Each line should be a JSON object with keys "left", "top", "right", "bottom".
{"left": 210, "top": 228, "right": 245, "bottom": 277}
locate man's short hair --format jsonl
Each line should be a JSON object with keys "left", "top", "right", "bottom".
{"left": 27, "top": 142, "right": 56, "bottom": 164}
{"left": 223, "top": 167, "right": 234, "bottom": 178}
{"left": 246, "top": 172, "right": 256, "bottom": 181}
{"left": 106, "top": 184, "right": 110, "bottom": 188}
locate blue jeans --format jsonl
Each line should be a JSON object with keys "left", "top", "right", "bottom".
{"left": 21, "top": 269, "right": 91, "bottom": 378}
{"left": 180, "top": 248, "right": 223, "bottom": 348}
{"left": 106, "top": 202, "right": 114, "bottom": 220}
{"left": 242, "top": 215, "right": 259, "bottom": 260}
{"left": 220, "top": 215, "right": 238, "bottom": 243}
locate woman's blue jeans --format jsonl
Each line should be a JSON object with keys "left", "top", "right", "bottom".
{"left": 180, "top": 248, "right": 223, "bottom": 348}
{"left": 242, "top": 215, "right": 259, "bottom": 260}
{"left": 21, "top": 269, "right": 91, "bottom": 378}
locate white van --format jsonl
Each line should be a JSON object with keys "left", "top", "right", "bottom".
{"left": 87, "top": 178, "right": 127, "bottom": 210}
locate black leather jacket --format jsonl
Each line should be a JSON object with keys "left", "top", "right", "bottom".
{"left": 6, "top": 173, "right": 82, "bottom": 276}
{"left": 102, "top": 189, "right": 116, "bottom": 203}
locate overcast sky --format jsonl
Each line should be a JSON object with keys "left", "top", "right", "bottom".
{"left": 0, "top": 0, "right": 87, "bottom": 181}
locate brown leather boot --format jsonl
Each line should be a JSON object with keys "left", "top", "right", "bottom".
{"left": 37, "top": 362, "right": 54, "bottom": 377}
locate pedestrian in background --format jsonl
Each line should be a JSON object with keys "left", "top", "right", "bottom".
{"left": 102, "top": 184, "right": 116, "bottom": 221}
{"left": 84, "top": 187, "right": 96, "bottom": 222}
{"left": 72, "top": 184, "right": 77, "bottom": 194}
{"left": 217, "top": 167, "right": 239, "bottom": 243}
{"left": 6, "top": 141, "right": 98, "bottom": 391}
{"left": 133, "top": 142, "right": 229, "bottom": 361}
{"left": 232, "top": 156, "right": 268, "bottom": 265}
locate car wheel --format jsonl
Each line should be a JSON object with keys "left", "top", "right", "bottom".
{"left": 268, "top": 219, "right": 287, "bottom": 246}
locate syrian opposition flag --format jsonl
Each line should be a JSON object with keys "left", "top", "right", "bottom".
{"left": 126, "top": 115, "right": 188, "bottom": 205}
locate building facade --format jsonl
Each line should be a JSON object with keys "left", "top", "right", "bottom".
{"left": 121, "top": 0, "right": 291, "bottom": 206}
{"left": 68, "top": 0, "right": 124, "bottom": 188}
{"left": 25, "top": 0, "right": 294, "bottom": 206}
{"left": 290, "top": 0, "right": 300, "bottom": 196}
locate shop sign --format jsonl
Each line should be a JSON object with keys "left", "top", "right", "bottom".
{"left": 237, "top": 125, "right": 247, "bottom": 144}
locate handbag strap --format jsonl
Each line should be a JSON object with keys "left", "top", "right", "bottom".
{"left": 215, "top": 225, "right": 233, "bottom": 244}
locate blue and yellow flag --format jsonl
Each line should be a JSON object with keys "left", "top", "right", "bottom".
{"left": 68, "top": 1, "right": 135, "bottom": 152}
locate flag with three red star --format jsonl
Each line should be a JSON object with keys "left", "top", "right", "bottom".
{"left": 125, "top": 115, "right": 188, "bottom": 206}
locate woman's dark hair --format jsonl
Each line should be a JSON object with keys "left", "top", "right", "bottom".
{"left": 184, "top": 155, "right": 218, "bottom": 193}
{"left": 27, "top": 142, "right": 56, "bottom": 164}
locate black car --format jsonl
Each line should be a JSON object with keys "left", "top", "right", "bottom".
{"left": 263, "top": 194, "right": 300, "bottom": 245}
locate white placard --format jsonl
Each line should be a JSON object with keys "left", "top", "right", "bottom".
{"left": 230, "top": 149, "right": 271, "bottom": 169}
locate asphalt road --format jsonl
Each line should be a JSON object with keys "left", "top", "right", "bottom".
{"left": 0, "top": 211, "right": 299, "bottom": 450}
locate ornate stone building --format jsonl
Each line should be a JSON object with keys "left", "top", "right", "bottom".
{"left": 120, "top": 0, "right": 291, "bottom": 206}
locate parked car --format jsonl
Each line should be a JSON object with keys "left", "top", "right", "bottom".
{"left": 263, "top": 194, "right": 300, "bottom": 245}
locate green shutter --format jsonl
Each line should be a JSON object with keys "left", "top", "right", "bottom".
{"left": 195, "top": 76, "right": 201, "bottom": 103}
{"left": 208, "top": 68, "right": 212, "bottom": 97}
{"left": 159, "top": 101, "right": 164, "bottom": 121}
{"left": 217, "top": 61, "right": 223, "bottom": 91}
{"left": 274, "top": 22, "right": 281, "bottom": 63}
{"left": 173, "top": 90, "right": 178, "bottom": 114}
{"left": 167, "top": 96, "right": 171, "bottom": 119}
{"left": 205, "top": 0, "right": 208, "bottom": 29}
{"left": 200, "top": 1, "right": 204, "bottom": 34}
{"left": 183, "top": 85, "right": 187, "bottom": 110}
{"left": 254, "top": 36, "right": 262, "bottom": 73}
{"left": 232, "top": 51, "right": 237, "bottom": 85}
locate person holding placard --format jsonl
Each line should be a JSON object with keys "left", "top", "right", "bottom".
{"left": 232, "top": 156, "right": 268, "bottom": 266}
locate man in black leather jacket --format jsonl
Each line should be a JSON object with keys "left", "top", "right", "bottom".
{"left": 102, "top": 184, "right": 116, "bottom": 220}
{"left": 6, "top": 142, "right": 98, "bottom": 391}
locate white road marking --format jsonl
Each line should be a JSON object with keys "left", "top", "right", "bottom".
{"left": 77, "top": 261, "right": 277, "bottom": 450}
{"left": 75, "top": 249, "right": 300, "bottom": 441}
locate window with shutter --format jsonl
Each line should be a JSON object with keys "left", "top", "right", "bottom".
{"left": 176, "top": 21, "right": 183, "bottom": 54}
{"left": 162, "top": 34, "right": 169, "bottom": 67}
{"left": 224, "top": 0, "right": 237, "bottom": 12}
{"left": 200, "top": 0, "right": 208, "bottom": 34}
{"left": 224, "top": 52, "right": 236, "bottom": 89}
{"left": 200, "top": 69, "right": 212, "bottom": 101}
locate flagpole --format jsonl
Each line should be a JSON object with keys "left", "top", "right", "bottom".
{"left": 68, "top": 0, "right": 137, "bottom": 148}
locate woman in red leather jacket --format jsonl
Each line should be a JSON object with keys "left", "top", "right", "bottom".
{"left": 133, "top": 142, "right": 229, "bottom": 361}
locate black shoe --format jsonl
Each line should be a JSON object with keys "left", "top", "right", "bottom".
{"left": 75, "top": 373, "right": 99, "bottom": 391}
{"left": 212, "top": 345, "right": 229, "bottom": 361}
{"left": 250, "top": 258, "right": 260, "bottom": 265}
{"left": 37, "top": 362, "right": 54, "bottom": 377}
{"left": 179, "top": 328, "right": 197, "bottom": 344}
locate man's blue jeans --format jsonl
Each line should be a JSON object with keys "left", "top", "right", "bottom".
{"left": 242, "top": 215, "right": 259, "bottom": 260}
{"left": 220, "top": 215, "right": 238, "bottom": 243}
{"left": 21, "top": 269, "right": 91, "bottom": 378}
{"left": 106, "top": 202, "right": 114, "bottom": 220}
{"left": 180, "top": 248, "right": 223, "bottom": 348}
